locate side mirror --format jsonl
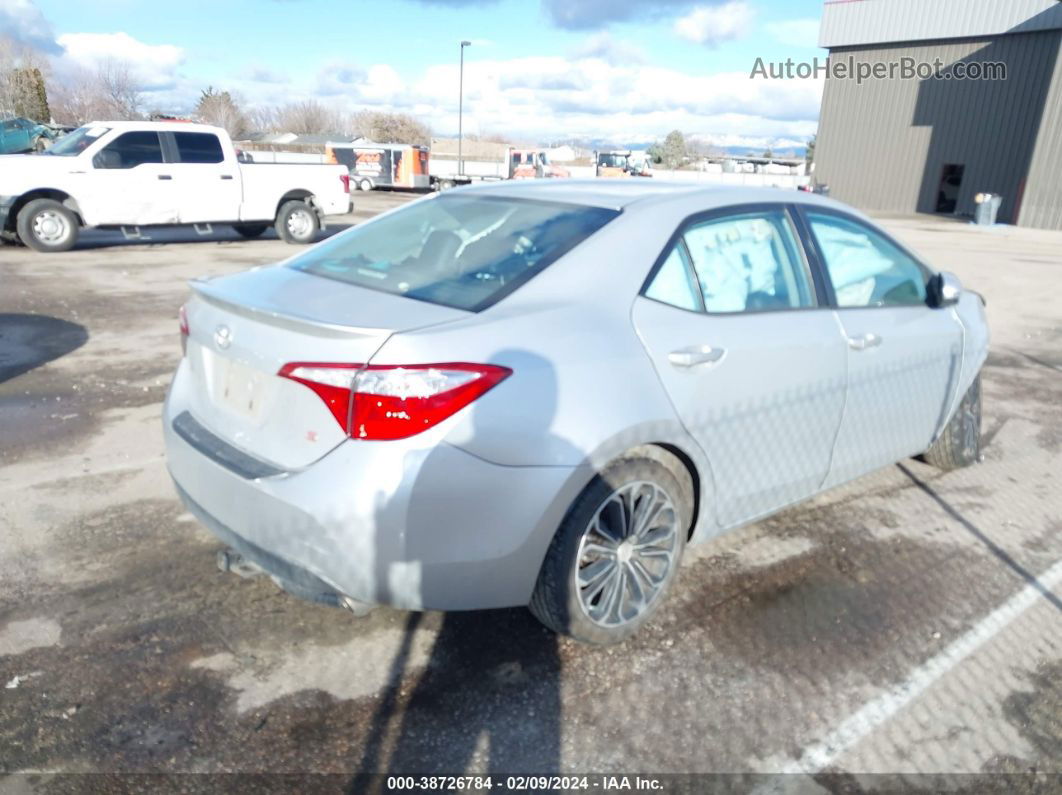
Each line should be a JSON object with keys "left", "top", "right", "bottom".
{"left": 928, "top": 271, "right": 962, "bottom": 308}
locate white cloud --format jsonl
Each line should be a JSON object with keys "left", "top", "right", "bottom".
{"left": 674, "top": 1, "right": 754, "bottom": 47}
{"left": 766, "top": 18, "right": 822, "bottom": 49}
{"left": 56, "top": 32, "right": 185, "bottom": 90}
{"left": 572, "top": 32, "right": 646, "bottom": 66}
{"left": 0, "top": 0, "right": 60, "bottom": 53}
{"left": 399, "top": 52, "right": 822, "bottom": 142}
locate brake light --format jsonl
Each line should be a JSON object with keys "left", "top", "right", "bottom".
{"left": 340, "top": 174, "right": 351, "bottom": 193}
{"left": 179, "top": 304, "right": 189, "bottom": 355}
{"left": 277, "top": 362, "right": 511, "bottom": 440}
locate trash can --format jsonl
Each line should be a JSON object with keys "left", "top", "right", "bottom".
{"left": 974, "top": 193, "right": 1002, "bottom": 226}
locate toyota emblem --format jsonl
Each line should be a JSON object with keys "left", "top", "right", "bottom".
{"left": 214, "top": 325, "right": 232, "bottom": 349}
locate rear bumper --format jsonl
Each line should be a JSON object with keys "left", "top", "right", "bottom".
{"left": 164, "top": 393, "right": 588, "bottom": 611}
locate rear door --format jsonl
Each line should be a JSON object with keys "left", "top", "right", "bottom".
{"left": 796, "top": 208, "right": 963, "bottom": 488}
{"left": 633, "top": 205, "right": 848, "bottom": 529}
{"left": 167, "top": 131, "right": 242, "bottom": 224}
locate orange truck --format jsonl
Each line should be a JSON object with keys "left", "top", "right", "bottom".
{"left": 325, "top": 142, "right": 430, "bottom": 191}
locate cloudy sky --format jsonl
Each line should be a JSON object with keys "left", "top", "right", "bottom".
{"left": 2, "top": 0, "right": 827, "bottom": 147}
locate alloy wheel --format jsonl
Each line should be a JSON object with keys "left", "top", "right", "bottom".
{"left": 574, "top": 481, "right": 680, "bottom": 628}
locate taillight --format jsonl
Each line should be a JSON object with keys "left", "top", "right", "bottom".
{"left": 277, "top": 362, "right": 511, "bottom": 440}
{"left": 178, "top": 304, "right": 189, "bottom": 355}
{"left": 340, "top": 174, "right": 351, "bottom": 193}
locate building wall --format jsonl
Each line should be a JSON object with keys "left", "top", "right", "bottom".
{"left": 814, "top": 31, "right": 1061, "bottom": 226}
{"left": 820, "top": 0, "right": 1062, "bottom": 49}
{"left": 1021, "top": 41, "right": 1062, "bottom": 230}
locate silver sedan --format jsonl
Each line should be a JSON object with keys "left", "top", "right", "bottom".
{"left": 163, "top": 180, "right": 989, "bottom": 644}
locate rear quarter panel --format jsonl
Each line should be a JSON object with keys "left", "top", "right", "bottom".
{"left": 237, "top": 163, "right": 349, "bottom": 221}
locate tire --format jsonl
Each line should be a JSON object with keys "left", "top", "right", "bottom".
{"left": 34, "top": 137, "right": 48, "bottom": 153}
{"left": 358, "top": 179, "right": 373, "bottom": 192}
{"left": 274, "top": 200, "right": 319, "bottom": 245}
{"left": 232, "top": 223, "right": 269, "bottom": 239}
{"left": 530, "top": 450, "right": 692, "bottom": 645}
{"left": 922, "top": 374, "right": 982, "bottom": 471}
{"left": 16, "top": 198, "right": 79, "bottom": 253}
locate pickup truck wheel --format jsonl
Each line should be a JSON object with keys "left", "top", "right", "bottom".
{"left": 275, "top": 200, "right": 319, "bottom": 245}
{"left": 358, "top": 179, "right": 373, "bottom": 192}
{"left": 16, "top": 198, "right": 79, "bottom": 253}
{"left": 34, "top": 137, "right": 49, "bottom": 153}
{"left": 232, "top": 223, "right": 269, "bottom": 239}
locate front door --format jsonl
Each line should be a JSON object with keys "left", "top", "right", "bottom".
{"left": 633, "top": 206, "right": 848, "bottom": 529}
{"left": 799, "top": 209, "right": 964, "bottom": 488}
{"left": 85, "top": 130, "right": 179, "bottom": 226}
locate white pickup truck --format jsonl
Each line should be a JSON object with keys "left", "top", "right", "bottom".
{"left": 0, "top": 121, "right": 352, "bottom": 252}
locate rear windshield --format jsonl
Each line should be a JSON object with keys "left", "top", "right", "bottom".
{"left": 288, "top": 195, "right": 620, "bottom": 311}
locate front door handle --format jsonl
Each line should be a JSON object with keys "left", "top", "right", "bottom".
{"left": 158, "top": 174, "right": 173, "bottom": 180}
{"left": 668, "top": 345, "right": 726, "bottom": 368}
{"left": 220, "top": 174, "right": 234, "bottom": 180}
{"left": 848, "top": 332, "right": 883, "bottom": 351}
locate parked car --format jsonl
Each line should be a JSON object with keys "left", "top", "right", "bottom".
{"left": 163, "top": 181, "right": 989, "bottom": 644}
{"left": 0, "top": 116, "right": 59, "bottom": 154}
{"left": 0, "top": 121, "right": 352, "bottom": 252}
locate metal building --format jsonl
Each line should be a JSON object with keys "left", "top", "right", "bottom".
{"left": 813, "top": 0, "right": 1062, "bottom": 230}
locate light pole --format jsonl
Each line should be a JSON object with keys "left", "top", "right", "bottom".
{"left": 458, "top": 40, "right": 471, "bottom": 176}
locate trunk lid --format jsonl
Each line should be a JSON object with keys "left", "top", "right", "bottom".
{"left": 182, "top": 265, "right": 469, "bottom": 470}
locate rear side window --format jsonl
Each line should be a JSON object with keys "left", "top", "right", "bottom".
{"left": 174, "top": 132, "right": 224, "bottom": 164}
{"left": 807, "top": 212, "right": 928, "bottom": 308}
{"left": 647, "top": 210, "right": 815, "bottom": 314}
{"left": 288, "top": 195, "right": 619, "bottom": 311}
{"left": 95, "top": 131, "right": 164, "bottom": 169}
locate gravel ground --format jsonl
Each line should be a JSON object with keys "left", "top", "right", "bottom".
{"left": 0, "top": 193, "right": 1060, "bottom": 792}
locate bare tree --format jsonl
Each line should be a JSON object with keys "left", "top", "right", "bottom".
{"left": 275, "top": 100, "right": 344, "bottom": 135}
{"left": 350, "top": 110, "right": 430, "bottom": 145}
{"left": 50, "top": 60, "right": 143, "bottom": 125}
{"left": 196, "top": 87, "right": 249, "bottom": 138}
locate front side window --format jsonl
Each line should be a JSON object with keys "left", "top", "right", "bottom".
{"left": 174, "top": 132, "right": 224, "bottom": 164}
{"left": 807, "top": 212, "right": 928, "bottom": 308}
{"left": 289, "top": 195, "right": 619, "bottom": 311}
{"left": 680, "top": 210, "right": 815, "bottom": 313}
{"left": 94, "top": 131, "right": 164, "bottom": 169}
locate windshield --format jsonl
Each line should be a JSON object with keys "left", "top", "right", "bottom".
{"left": 289, "top": 195, "right": 620, "bottom": 311}
{"left": 44, "top": 125, "right": 110, "bottom": 156}
{"left": 598, "top": 153, "right": 628, "bottom": 168}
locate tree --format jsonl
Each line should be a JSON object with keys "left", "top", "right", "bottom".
{"left": 0, "top": 34, "right": 51, "bottom": 121}
{"left": 646, "top": 141, "right": 664, "bottom": 165}
{"left": 661, "top": 129, "right": 686, "bottom": 169}
{"left": 51, "top": 59, "right": 143, "bottom": 124}
{"left": 351, "top": 110, "right": 430, "bottom": 146}
{"left": 275, "top": 100, "right": 344, "bottom": 135}
{"left": 805, "top": 133, "right": 816, "bottom": 167}
{"left": 762, "top": 147, "right": 774, "bottom": 159}
{"left": 196, "top": 87, "right": 248, "bottom": 138}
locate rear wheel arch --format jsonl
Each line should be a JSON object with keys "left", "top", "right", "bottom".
{"left": 275, "top": 189, "right": 314, "bottom": 216}
{"left": 643, "top": 443, "right": 701, "bottom": 540}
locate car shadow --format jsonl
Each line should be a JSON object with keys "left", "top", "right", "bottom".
{"left": 63, "top": 223, "right": 356, "bottom": 252}
{"left": 352, "top": 350, "right": 582, "bottom": 781}
{"left": 0, "top": 313, "right": 89, "bottom": 383}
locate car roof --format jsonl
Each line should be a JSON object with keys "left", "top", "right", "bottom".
{"left": 85, "top": 120, "right": 225, "bottom": 135}
{"left": 451, "top": 178, "right": 847, "bottom": 214}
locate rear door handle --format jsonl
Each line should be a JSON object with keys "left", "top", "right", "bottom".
{"left": 668, "top": 345, "right": 726, "bottom": 368}
{"left": 220, "top": 175, "right": 234, "bottom": 180}
{"left": 848, "top": 332, "right": 883, "bottom": 351}
{"left": 158, "top": 174, "right": 172, "bottom": 180}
